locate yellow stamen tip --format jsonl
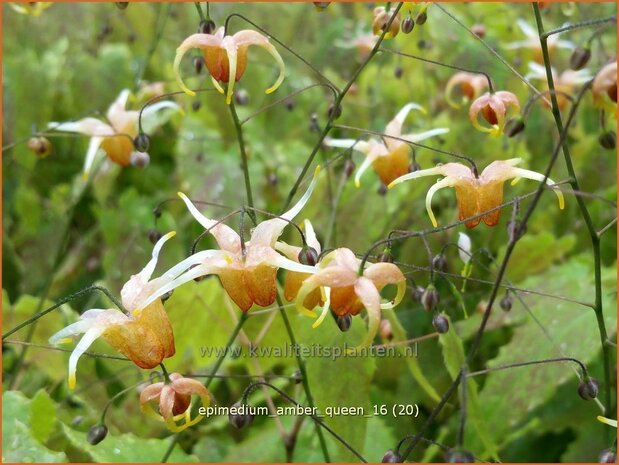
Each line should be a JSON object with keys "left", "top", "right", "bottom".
{"left": 69, "top": 375, "right": 76, "bottom": 390}
{"left": 314, "top": 165, "right": 321, "bottom": 175}
{"left": 387, "top": 181, "right": 396, "bottom": 189}
{"left": 355, "top": 180, "right": 361, "bottom": 188}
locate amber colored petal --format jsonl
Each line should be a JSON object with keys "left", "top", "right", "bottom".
{"left": 244, "top": 265, "right": 278, "bottom": 307}
{"left": 296, "top": 266, "right": 357, "bottom": 317}
{"left": 159, "top": 386, "right": 176, "bottom": 422}
{"left": 172, "top": 376, "right": 210, "bottom": 398}
{"left": 454, "top": 183, "right": 482, "bottom": 229}
{"left": 174, "top": 33, "right": 223, "bottom": 96}
{"left": 372, "top": 144, "right": 411, "bottom": 186}
{"left": 330, "top": 285, "right": 363, "bottom": 316}
{"left": 285, "top": 271, "right": 322, "bottom": 309}
{"left": 478, "top": 181, "right": 505, "bottom": 227}
{"left": 102, "top": 321, "right": 165, "bottom": 369}
{"left": 136, "top": 300, "right": 176, "bottom": 359}
{"left": 218, "top": 268, "right": 254, "bottom": 311}
{"left": 468, "top": 94, "right": 496, "bottom": 133}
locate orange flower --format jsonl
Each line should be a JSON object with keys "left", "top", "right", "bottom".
{"left": 469, "top": 91, "right": 520, "bottom": 136}
{"left": 49, "top": 233, "right": 181, "bottom": 389}
{"left": 526, "top": 62, "right": 592, "bottom": 110}
{"left": 140, "top": 168, "right": 321, "bottom": 312}
{"left": 389, "top": 158, "right": 565, "bottom": 228}
{"left": 372, "top": 7, "right": 400, "bottom": 39}
{"left": 174, "top": 27, "right": 285, "bottom": 104}
{"left": 325, "top": 103, "right": 449, "bottom": 186}
{"left": 49, "top": 89, "right": 179, "bottom": 177}
{"left": 275, "top": 219, "right": 324, "bottom": 309}
{"left": 592, "top": 62, "right": 617, "bottom": 115}
{"left": 295, "top": 248, "right": 406, "bottom": 348}
{"left": 140, "top": 373, "right": 211, "bottom": 432}
{"left": 445, "top": 72, "right": 489, "bottom": 109}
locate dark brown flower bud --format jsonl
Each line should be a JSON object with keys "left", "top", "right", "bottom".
{"left": 87, "top": 424, "right": 108, "bottom": 445}
{"left": 193, "top": 56, "right": 204, "bottom": 74}
{"left": 432, "top": 254, "right": 447, "bottom": 273}
{"left": 401, "top": 16, "right": 414, "bottom": 34}
{"left": 235, "top": 89, "right": 250, "bottom": 106}
{"left": 378, "top": 249, "right": 394, "bottom": 263}
{"left": 422, "top": 286, "right": 439, "bottom": 312}
{"left": 229, "top": 403, "right": 254, "bottom": 430}
{"left": 415, "top": 11, "right": 427, "bottom": 25}
{"left": 336, "top": 314, "right": 352, "bottom": 332}
{"left": 285, "top": 98, "right": 295, "bottom": 111}
{"left": 192, "top": 100, "right": 201, "bottom": 112}
{"left": 394, "top": 66, "right": 403, "bottom": 79}
{"left": 504, "top": 117, "right": 525, "bottom": 137}
{"left": 198, "top": 19, "right": 216, "bottom": 34}
{"left": 379, "top": 319, "right": 393, "bottom": 341}
{"left": 133, "top": 133, "right": 150, "bottom": 153}
{"left": 328, "top": 103, "right": 342, "bottom": 120}
{"left": 344, "top": 159, "right": 355, "bottom": 178}
{"left": 599, "top": 131, "right": 616, "bottom": 150}
{"left": 313, "top": 2, "right": 331, "bottom": 11}
{"left": 382, "top": 449, "right": 401, "bottom": 463}
{"left": 378, "top": 184, "right": 388, "bottom": 196}
{"left": 445, "top": 448, "right": 475, "bottom": 463}
{"left": 412, "top": 286, "right": 425, "bottom": 302}
{"left": 148, "top": 229, "right": 163, "bottom": 244}
{"left": 27, "top": 136, "right": 52, "bottom": 158}
{"left": 569, "top": 47, "right": 591, "bottom": 71}
{"left": 292, "top": 370, "right": 302, "bottom": 384}
{"left": 298, "top": 247, "right": 319, "bottom": 266}
{"left": 500, "top": 293, "right": 513, "bottom": 312}
{"left": 432, "top": 313, "right": 449, "bottom": 334}
{"left": 578, "top": 377, "right": 599, "bottom": 400}
{"left": 471, "top": 24, "right": 486, "bottom": 38}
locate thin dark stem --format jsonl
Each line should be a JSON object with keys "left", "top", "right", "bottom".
{"left": 194, "top": 2, "right": 205, "bottom": 21}
{"left": 242, "top": 380, "right": 367, "bottom": 463}
{"left": 379, "top": 48, "right": 494, "bottom": 93}
{"left": 228, "top": 99, "right": 255, "bottom": 218}
{"left": 542, "top": 16, "right": 616, "bottom": 39}
{"left": 275, "top": 293, "right": 331, "bottom": 462}
{"left": 3, "top": 285, "right": 127, "bottom": 340}
{"left": 467, "top": 357, "right": 589, "bottom": 379}
{"left": 533, "top": 3, "right": 611, "bottom": 417}
{"left": 281, "top": 3, "right": 404, "bottom": 212}
{"left": 3, "top": 340, "right": 129, "bottom": 361}
{"left": 457, "top": 366, "right": 467, "bottom": 447}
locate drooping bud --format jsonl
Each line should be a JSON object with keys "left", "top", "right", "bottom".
{"left": 133, "top": 133, "right": 150, "bottom": 153}
{"left": 344, "top": 159, "right": 355, "bottom": 178}
{"left": 198, "top": 19, "right": 216, "bottom": 34}
{"left": 235, "top": 89, "right": 250, "bottom": 106}
{"left": 148, "top": 229, "right": 163, "bottom": 244}
{"left": 161, "top": 290, "right": 174, "bottom": 303}
{"left": 131, "top": 151, "right": 150, "bottom": 168}
{"left": 415, "top": 10, "right": 427, "bottom": 25}
{"left": 394, "top": 67, "right": 403, "bottom": 79}
{"left": 445, "top": 448, "right": 475, "bottom": 463}
{"left": 432, "top": 314, "right": 449, "bottom": 334}
{"left": 298, "top": 246, "right": 319, "bottom": 266}
{"left": 193, "top": 56, "right": 204, "bottom": 74}
{"left": 432, "top": 254, "right": 447, "bottom": 273}
{"left": 192, "top": 100, "right": 201, "bottom": 112}
{"left": 381, "top": 449, "right": 401, "bottom": 463}
{"left": 87, "top": 424, "right": 108, "bottom": 445}
{"left": 471, "top": 24, "right": 486, "bottom": 38}
{"left": 412, "top": 286, "right": 425, "bottom": 302}
{"left": 422, "top": 285, "right": 439, "bottom": 312}
{"left": 328, "top": 103, "right": 342, "bottom": 120}
{"left": 377, "top": 184, "right": 388, "bottom": 196}
{"left": 378, "top": 249, "right": 394, "bottom": 263}
{"left": 599, "top": 131, "right": 616, "bottom": 150}
{"left": 569, "top": 47, "right": 591, "bottom": 71}
{"left": 504, "top": 117, "right": 525, "bottom": 138}
{"left": 285, "top": 99, "right": 295, "bottom": 111}
{"left": 598, "top": 449, "right": 617, "bottom": 463}
{"left": 336, "top": 314, "right": 352, "bottom": 332}
{"left": 292, "top": 370, "right": 302, "bottom": 384}
{"left": 229, "top": 403, "right": 254, "bottom": 430}
{"left": 401, "top": 16, "right": 414, "bottom": 34}
{"left": 27, "top": 136, "right": 52, "bottom": 158}
{"left": 500, "top": 293, "right": 513, "bottom": 312}
{"left": 578, "top": 377, "right": 599, "bottom": 400}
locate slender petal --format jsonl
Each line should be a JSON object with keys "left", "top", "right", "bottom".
{"left": 354, "top": 152, "right": 380, "bottom": 188}
{"left": 174, "top": 33, "right": 223, "bottom": 96}
{"left": 67, "top": 327, "right": 107, "bottom": 389}
{"left": 83, "top": 136, "right": 105, "bottom": 179}
{"left": 324, "top": 138, "right": 371, "bottom": 154}
{"left": 387, "top": 165, "right": 448, "bottom": 188}
{"left": 384, "top": 102, "right": 426, "bottom": 139}
{"left": 399, "top": 127, "right": 450, "bottom": 143}
{"left": 233, "top": 30, "right": 286, "bottom": 95}
{"left": 311, "top": 287, "right": 331, "bottom": 329}
{"left": 352, "top": 277, "right": 381, "bottom": 349}
{"left": 426, "top": 178, "right": 457, "bottom": 227}
{"left": 509, "top": 167, "right": 565, "bottom": 209}
{"left": 223, "top": 39, "right": 238, "bottom": 105}
{"left": 269, "top": 254, "right": 317, "bottom": 274}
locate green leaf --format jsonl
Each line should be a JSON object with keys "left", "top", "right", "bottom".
{"left": 30, "top": 390, "right": 57, "bottom": 443}
{"left": 61, "top": 424, "right": 197, "bottom": 462}
{"left": 438, "top": 317, "right": 500, "bottom": 460}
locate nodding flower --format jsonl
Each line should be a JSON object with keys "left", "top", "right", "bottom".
{"left": 445, "top": 72, "right": 489, "bottom": 109}
{"left": 9, "top": 2, "right": 52, "bottom": 15}
{"left": 389, "top": 158, "right": 565, "bottom": 228}
{"left": 372, "top": 7, "right": 401, "bottom": 39}
{"left": 174, "top": 27, "right": 285, "bottom": 104}
{"left": 139, "top": 168, "right": 322, "bottom": 313}
{"left": 295, "top": 248, "right": 406, "bottom": 349}
{"left": 275, "top": 219, "right": 324, "bottom": 310}
{"left": 468, "top": 91, "right": 520, "bottom": 136}
{"left": 49, "top": 89, "right": 179, "bottom": 178}
{"left": 49, "top": 232, "right": 189, "bottom": 389}
{"left": 525, "top": 62, "right": 592, "bottom": 110}
{"left": 140, "top": 373, "right": 211, "bottom": 432}
{"left": 592, "top": 62, "right": 617, "bottom": 115}
{"left": 324, "top": 103, "right": 449, "bottom": 187}
{"left": 504, "top": 19, "right": 574, "bottom": 62}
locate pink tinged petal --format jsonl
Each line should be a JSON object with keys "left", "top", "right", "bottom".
{"left": 354, "top": 152, "right": 381, "bottom": 188}
{"left": 140, "top": 382, "right": 164, "bottom": 404}
{"left": 233, "top": 30, "right": 286, "bottom": 95}
{"left": 177, "top": 192, "right": 241, "bottom": 254}
{"left": 387, "top": 164, "right": 451, "bottom": 189}
{"left": 353, "top": 277, "right": 382, "bottom": 348}
{"left": 139, "top": 231, "right": 177, "bottom": 282}
{"left": 82, "top": 136, "right": 105, "bottom": 179}
{"left": 384, "top": 102, "right": 426, "bottom": 139}
{"left": 332, "top": 248, "right": 360, "bottom": 272}
{"left": 250, "top": 166, "right": 320, "bottom": 248}
{"left": 174, "top": 33, "right": 223, "bottom": 96}
{"left": 399, "top": 128, "right": 450, "bottom": 144}
{"left": 49, "top": 118, "right": 114, "bottom": 137}
{"left": 106, "top": 89, "right": 131, "bottom": 123}
{"left": 324, "top": 138, "right": 371, "bottom": 154}
{"left": 159, "top": 385, "right": 176, "bottom": 422}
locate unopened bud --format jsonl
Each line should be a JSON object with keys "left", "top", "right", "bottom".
{"left": 27, "top": 136, "right": 52, "bottom": 158}
{"left": 445, "top": 448, "right": 475, "bottom": 463}
{"left": 415, "top": 11, "right": 427, "bottom": 25}
{"left": 599, "top": 449, "right": 617, "bottom": 463}
{"left": 235, "top": 89, "right": 250, "bottom": 106}
{"left": 87, "top": 424, "right": 108, "bottom": 445}
{"left": 328, "top": 103, "right": 342, "bottom": 120}
{"left": 569, "top": 47, "right": 591, "bottom": 71}
{"left": 422, "top": 286, "right": 439, "bottom": 312}
{"left": 377, "top": 184, "right": 388, "bottom": 196}
{"left": 500, "top": 293, "right": 513, "bottom": 312}
{"left": 394, "top": 66, "right": 403, "bottom": 79}
{"left": 412, "top": 286, "right": 425, "bottom": 302}
{"left": 401, "top": 16, "right": 414, "bottom": 34}
{"left": 192, "top": 100, "right": 201, "bottom": 112}
{"left": 193, "top": 56, "right": 204, "bottom": 74}
{"left": 599, "top": 131, "right": 616, "bottom": 150}
{"left": 578, "top": 377, "right": 599, "bottom": 400}
{"left": 298, "top": 247, "right": 319, "bottom": 266}
{"left": 147, "top": 229, "right": 163, "bottom": 244}
{"left": 313, "top": 2, "right": 331, "bottom": 11}
{"left": 432, "top": 314, "right": 449, "bottom": 334}
{"left": 133, "top": 133, "right": 150, "bottom": 153}
{"left": 285, "top": 98, "right": 295, "bottom": 111}
{"left": 131, "top": 151, "right": 150, "bottom": 168}
{"left": 198, "top": 19, "right": 216, "bottom": 34}
{"left": 381, "top": 449, "right": 401, "bottom": 463}
{"left": 471, "top": 24, "right": 486, "bottom": 38}
{"left": 432, "top": 254, "right": 447, "bottom": 273}
{"left": 344, "top": 159, "right": 356, "bottom": 178}
{"left": 229, "top": 403, "right": 254, "bottom": 430}
{"left": 336, "top": 314, "right": 352, "bottom": 332}
{"left": 292, "top": 370, "right": 302, "bottom": 384}
{"left": 161, "top": 290, "right": 174, "bottom": 303}
{"left": 504, "top": 117, "right": 525, "bottom": 137}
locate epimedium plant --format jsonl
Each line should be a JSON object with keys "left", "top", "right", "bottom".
{"left": 2, "top": 1, "right": 617, "bottom": 463}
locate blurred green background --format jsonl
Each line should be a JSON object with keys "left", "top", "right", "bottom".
{"left": 2, "top": 2, "right": 617, "bottom": 462}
